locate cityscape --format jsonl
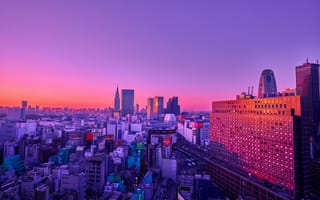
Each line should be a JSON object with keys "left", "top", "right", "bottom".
{"left": 1, "top": 1, "right": 320, "bottom": 200}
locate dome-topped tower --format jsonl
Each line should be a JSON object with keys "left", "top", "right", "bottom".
{"left": 258, "top": 69, "right": 277, "bottom": 98}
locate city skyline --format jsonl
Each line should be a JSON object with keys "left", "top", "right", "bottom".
{"left": 1, "top": 1, "right": 320, "bottom": 111}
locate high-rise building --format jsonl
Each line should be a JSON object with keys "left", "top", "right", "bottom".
{"left": 166, "top": 96, "right": 180, "bottom": 115}
{"left": 114, "top": 85, "right": 120, "bottom": 111}
{"left": 296, "top": 61, "right": 320, "bottom": 153}
{"left": 21, "top": 100, "right": 28, "bottom": 120}
{"left": 153, "top": 96, "right": 164, "bottom": 117}
{"left": 147, "top": 98, "right": 154, "bottom": 119}
{"left": 121, "top": 89, "right": 134, "bottom": 116}
{"left": 209, "top": 95, "right": 312, "bottom": 199}
{"left": 86, "top": 154, "right": 106, "bottom": 193}
{"left": 258, "top": 69, "right": 277, "bottom": 98}
{"left": 206, "top": 62, "right": 320, "bottom": 199}
{"left": 296, "top": 61, "right": 320, "bottom": 98}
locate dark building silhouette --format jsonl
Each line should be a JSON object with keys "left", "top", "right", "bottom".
{"left": 166, "top": 97, "right": 180, "bottom": 115}
{"left": 258, "top": 69, "right": 277, "bottom": 98}
{"left": 114, "top": 85, "right": 120, "bottom": 111}
{"left": 21, "top": 100, "right": 28, "bottom": 120}
{"left": 296, "top": 61, "right": 320, "bottom": 154}
{"left": 121, "top": 89, "right": 134, "bottom": 116}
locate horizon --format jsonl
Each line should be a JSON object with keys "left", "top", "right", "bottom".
{"left": 1, "top": 1, "right": 320, "bottom": 111}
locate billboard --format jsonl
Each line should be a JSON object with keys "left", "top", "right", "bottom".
{"left": 163, "top": 137, "right": 172, "bottom": 146}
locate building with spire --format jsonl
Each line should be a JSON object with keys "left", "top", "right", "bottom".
{"left": 114, "top": 85, "right": 120, "bottom": 111}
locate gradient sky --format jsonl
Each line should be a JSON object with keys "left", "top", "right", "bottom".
{"left": 1, "top": 1, "right": 320, "bottom": 111}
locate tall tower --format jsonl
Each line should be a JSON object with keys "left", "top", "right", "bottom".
{"left": 166, "top": 97, "right": 180, "bottom": 115}
{"left": 121, "top": 89, "right": 134, "bottom": 116}
{"left": 258, "top": 69, "right": 277, "bottom": 98}
{"left": 114, "top": 85, "right": 120, "bottom": 111}
{"left": 296, "top": 61, "right": 320, "bottom": 99}
{"left": 153, "top": 96, "right": 164, "bottom": 116}
{"left": 296, "top": 61, "right": 320, "bottom": 154}
{"left": 147, "top": 98, "right": 154, "bottom": 119}
{"left": 21, "top": 100, "right": 28, "bottom": 120}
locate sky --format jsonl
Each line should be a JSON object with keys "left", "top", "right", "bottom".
{"left": 1, "top": 1, "right": 320, "bottom": 111}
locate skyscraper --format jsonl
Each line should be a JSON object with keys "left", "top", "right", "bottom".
{"left": 153, "top": 96, "right": 164, "bottom": 116}
{"left": 166, "top": 97, "right": 180, "bottom": 115}
{"left": 114, "top": 85, "right": 120, "bottom": 111}
{"left": 121, "top": 89, "right": 134, "bottom": 116}
{"left": 296, "top": 61, "right": 320, "bottom": 98}
{"left": 296, "top": 61, "right": 320, "bottom": 157}
{"left": 258, "top": 69, "right": 277, "bottom": 98}
{"left": 147, "top": 98, "right": 154, "bottom": 120}
{"left": 21, "top": 100, "right": 28, "bottom": 120}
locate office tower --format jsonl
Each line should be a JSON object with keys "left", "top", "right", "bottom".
{"left": 209, "top": 95, "right": 311, "bottom": 199}
{"left": 166, "top": 96, "right": 180, "bottom": 115}
{"left": 258, "top": 69, "right": 277, "bottom": 98}
{"left": 114, "top": 85, "right": 120, "bottom": 111}
{"left": 21, "top": 100, "right": 28, "bottom": 120}
{"left": 153, "top": 96, "right": 164, "bottom": 116}
{"left": 296, "top": 61, "right": 320, "bottom": 97}
{"left": 121, "top": 89, "right": 134, "bottom": 116}
{"left": 147, "top": 98, "right": 154, "bottom": 119}
{"left": 86, "top": 154, "right": 106, "bottom": 193}
{"left": 296, "top": 61, "right": 320, "bottom": 154}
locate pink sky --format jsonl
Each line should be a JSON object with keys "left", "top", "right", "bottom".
{"left": 1, "top": 1, "right": 320, "bottom": 111}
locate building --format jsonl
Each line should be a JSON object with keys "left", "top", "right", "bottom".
{"left": 296, "top": 61, "right": 320, "bottom": 157}
{"left": 114, "top": 85, "right": 120, "bottom": 111}
{"left": 209, "top": 95, "right": 312, "bottom": 199}
{"left": 21, "top": 100, "right": 28, "bottom": 120}
{"left": 258, "top": 69, "right": 277, "bottom": 98}
{"left": 153, "top": 96, "right": 164, "bottom": 117}
{"left": 60, "top": 172, "right": 87, "bottom": 200}
{"left": 86, "top": 154, "right": 106, "bottom": 193}
{"left": 121, "top": 89, "right": 134, "bottom": 116}
{"left": 166, "top": 97, "right": 180, "bottom": 115}
{"left": 147, "top": 98, "right": 154, "bottom": 120}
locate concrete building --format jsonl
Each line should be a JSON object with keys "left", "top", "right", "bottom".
{"left": 60, "top": 171, "right": 87, "bottom": 200}
{"left": 86, "top": 154, "right": 106, "bottom": 193}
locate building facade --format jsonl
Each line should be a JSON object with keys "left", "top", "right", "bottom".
{"left": 209, "top": 96, "right": 312, "bottom": 198}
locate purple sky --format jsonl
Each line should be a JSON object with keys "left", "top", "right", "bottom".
{"left": 1, "top": 1, "right": 320, "bottom": 111}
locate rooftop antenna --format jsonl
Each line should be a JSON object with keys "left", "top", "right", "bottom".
{"left": 306, "top": 58, "right": 309, "bottom": 63}
{"left": 248, "top": 86, "right": 250, "bottom": 95}
{"left": 251, "top": 86, "right": 254, "bottom": 96}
